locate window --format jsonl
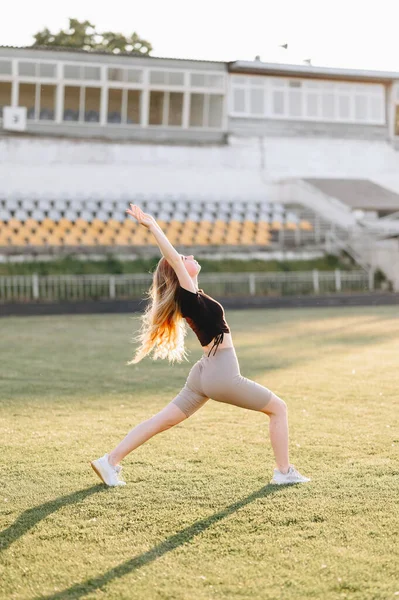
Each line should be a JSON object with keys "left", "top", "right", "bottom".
{"left": 208, "top": 95, "right": 223, "bottom": 127}
{"left": 18, "top": 62, "right": 36, "bottom": 77}
{"left": 149, "top": 91, "right": 164, "bottom": 125}
{"left": 354, "top": 95, "right": 367, "bottom": 121}
{"left": 127, "top": 69, "right": 142, "bottom": 84}
{"left": 150, "top": 70, "right": 184, "bottom": 86}
{"left": 127, "top": 90, "right": 141, "bottom": 124}
{"left": 233, "top": 88, "right": 246, "bottom": 113}
{"left": 64, "top": 64, "right": 101, "bottom": 80}
{"left": 0, "top": 82, "right": 12, "bottom": 116}
{"left": 0, "top": 60, "right": 12, "bottom": 75}
{"left": 148, "top": 91, "right": 183, "bottom": 126}
{"left": 189, "top": 93, "right": 204, "bottom": 126}
{"left": 84, "top": 66, "right": 101, "bottom": 81}
{"left": 288, "top": 90, "right": 302, "bottom": 117}
{"left": 63, "top": 86, "right": 80, "bottom": 121}
{"left": 231, "top": 75, "right": 385, "bottom": 124}
{"left": 39, "top": 84, "right": 56, "bottom": 120}
{"left": 84, "top": 87, "right": 101, "bottom": 122}
{"left": 305, "top": 93, "right": 319, "bottom": 117}
{"left": 64, "top": 65, "right": 81, "bottom": 79}
{"left": 272, "top": 90, "right": 284, "bottom": 115}
{"left": 338, "top": 95, "right": 350, "bottom": 119}
{"left": 18, "top": 61, "right": 56, "bottom": 78}
{"left": 168, "top": 92, "right": 183, "bottom": 126}
{"left": 108, "top": 68, "right": 124, "bottom": 82}
{"left": 395, "top": 106, "right": 399, "bottom": 136}
{"left": 39, "top": 63, "right": 56, "bottom": 78}
{"left": 189, "top": 94, "right": 223, "bottom": 127}
{"left": 250, "top": 88, "right": 264, "bottom": 115}
{"left": 18, "top": 83, "right": 36, "bottom": 119}
{"left": 108, "top": 67, "right": 143, "bottom": 84}
{"left": 108, "top": 88, "right": 123, "bottom": 123}
{"left": 321, "top": 93, "right": 334, "bottom": 118}
{"left": 190, "top": 73, "right": 224, "bottom": 88}
{"left": 370, "top": 96, "right": 384, "bottom": 121}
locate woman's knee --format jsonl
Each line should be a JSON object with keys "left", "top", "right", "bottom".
{"left": 261, "top": 393, "right": 287, "bottom": 417}
{"left": 151, "top": 402, "right": 188, "bottom": 432}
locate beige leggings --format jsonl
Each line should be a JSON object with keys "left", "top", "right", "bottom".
{"left": 171, "top": 347, "right": 272, "bottom": 417}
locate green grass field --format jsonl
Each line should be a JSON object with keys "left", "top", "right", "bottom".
{"left": 1, "top": 306, "right": 398, "bottom": 600}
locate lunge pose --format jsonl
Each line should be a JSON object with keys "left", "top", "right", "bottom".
{"left": 91, "top": 205, "right": 310, "bottom": 487}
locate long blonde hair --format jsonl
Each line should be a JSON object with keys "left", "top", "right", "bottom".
{"left": 127, "top": 257, "right": 188, "bottom": 364}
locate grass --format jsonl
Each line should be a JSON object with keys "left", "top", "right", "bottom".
{"left": 0, "top": 306, "right": 398, "bottom": 600}
{"left": 0, "top": 253, "right": 351, "bottom": 276}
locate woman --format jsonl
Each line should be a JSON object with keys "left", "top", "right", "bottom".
{"left": 91, "top": 205, "right": 310, "bottom": 487}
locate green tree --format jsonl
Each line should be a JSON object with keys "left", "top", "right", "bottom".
{"left": 31, "top": 18, "right": 152, "bottom": 55}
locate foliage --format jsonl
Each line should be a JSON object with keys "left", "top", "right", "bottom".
{"left": 0, "top": 254, "right": 352, "bottom": 276}
{"left": 31, "top": 18, "right": 152, "bottom": 55}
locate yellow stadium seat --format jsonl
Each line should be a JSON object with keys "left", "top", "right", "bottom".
{"left": 224, "top": 232, "right": 241, "bottom": 245}
{"left": 0, "top": 229, "right": 11, "bottom": 245}
{"left": 107, "top": 219, "right": 122, "bottom": 232}
{"left": 27, "top": 232, "right": 46, "bottom": 246}
{"left": 178, "top": 230, "right": 195, "bottom": 245}
{"left": 74, "top": 218, "right": 89, "bottom": 232}
{"left": 95, "top": 232, "right": 114, "bottom": 246}
{"left": 24, "top": 218, "right": 39, "bottom": 231}
{"left": 113, "top": 230, "right": 134, "bottom": 245}
{"left": 78, "top": 231, "right": 99, "bottom": 246}
{"left": 300, "top": 220, "right": 313, "bottom": 230}
{"left": 167, "top": 229, "right": 180, "bottom": 245}
{"left": 271, "top": 220, "right": 283, "bottom": 230}
{"left": 193, "top": 230, "right": 210, "bottom": 245}
{"left": 284, "top": 221, "right": 297, "bottom": 230}
{"left": 197, "top": 220, "right": 213, "bottom": 234}
{"left": 41, "top": 218, "right": 57, "bottom": 232}
{"left": 254, "top": 230, "right": 271, "bottom": 245}
{"left": 44, "top": 232, "right": 63, "bottom": 246}
{"left": 58, "top": 218, "right": 73, "bottom": 231}
{"left": 156, "top": 220, "right": 168, "bottom": 230}
{"left": 91, "top": 218, "right": 105, "bottom": 232}
{"left": 7, "top": 218, "right": 20, "bottom": 230}
{"left": 209, "top": 227, "right": 226, "bottom": 244}
{"left": 63, "top": 230, "right": 83, "bottom": 245}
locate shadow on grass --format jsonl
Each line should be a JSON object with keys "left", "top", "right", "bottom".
{"left": 0, "top": 485, "right": 106, "bottom": 553}
{"left": 1, "top": 483, "right": 284, "bottom": 599}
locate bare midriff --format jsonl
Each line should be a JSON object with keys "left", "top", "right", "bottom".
{"left": 201, "top": 332, "right": 234, "bottom": 354}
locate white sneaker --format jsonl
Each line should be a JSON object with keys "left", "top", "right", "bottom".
{"left": 270, "top": 465, "right": 311, "bottom": 485}
{"left": 90, "top": 453, "right": 126, "bottom": 486}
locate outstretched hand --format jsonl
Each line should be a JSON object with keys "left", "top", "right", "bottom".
{"left": 126, "top": 204, "right": 157, "bottom": 229}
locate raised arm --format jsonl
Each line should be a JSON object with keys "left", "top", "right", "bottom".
{"left": 125, "top": 204, "right": 196, "bottom": 292}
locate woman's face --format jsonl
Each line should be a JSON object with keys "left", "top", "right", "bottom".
{"left": 181, "top": 254, "right": 201, "bottom": 277}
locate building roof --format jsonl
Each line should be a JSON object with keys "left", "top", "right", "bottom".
{"left": 229, "top": 60, "right": 399, "bottom": 82}
{"left": 304, "top": 179, "right": 399, "bottom": 210}
{"left": 0, "top": 45, "right": 225, "bottom": 65}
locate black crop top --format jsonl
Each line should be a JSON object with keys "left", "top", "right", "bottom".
{"left": 177, "top": 286, "right": 230, "bottom": 356}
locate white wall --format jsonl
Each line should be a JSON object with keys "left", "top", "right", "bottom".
{"left": 1, "top": 135, "right": 399, "bottom": 199}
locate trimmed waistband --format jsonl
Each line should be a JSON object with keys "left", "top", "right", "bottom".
{"left": 201, "top": 346, "right": 235, "bottom": 357}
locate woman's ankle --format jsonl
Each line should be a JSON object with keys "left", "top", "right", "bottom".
{"left": 277, "top": 464, "right": 290, "bottom": 474}
{"left": 108, "top": 453, "right": 119, "bottom": 467}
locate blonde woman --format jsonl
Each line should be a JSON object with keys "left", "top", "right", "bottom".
{"left": 91, "top": 205, "right": 310, "bottom": 487}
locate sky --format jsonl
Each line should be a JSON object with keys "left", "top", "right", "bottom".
{"left": 1, "top": 0, "right": 399, "bottom": 72}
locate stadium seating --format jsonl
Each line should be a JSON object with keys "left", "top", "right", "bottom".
{"left": 0, "top": 197, "right": 311, "bottom": 249}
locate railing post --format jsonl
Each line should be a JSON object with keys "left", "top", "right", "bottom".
{"left": 312, "top": 269, "right": 319, "bottom": 294}
{"left": 334, "top": 269, "right": 341, "bottom": 292}
{"left": 109, "top": 275, "right": 116, "bottom": 299}
{"left": 32, "top": 273, "right": 39, "bottom": 300}
{"left": 249, "top": 273, "right": 256, "bottom": 296}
